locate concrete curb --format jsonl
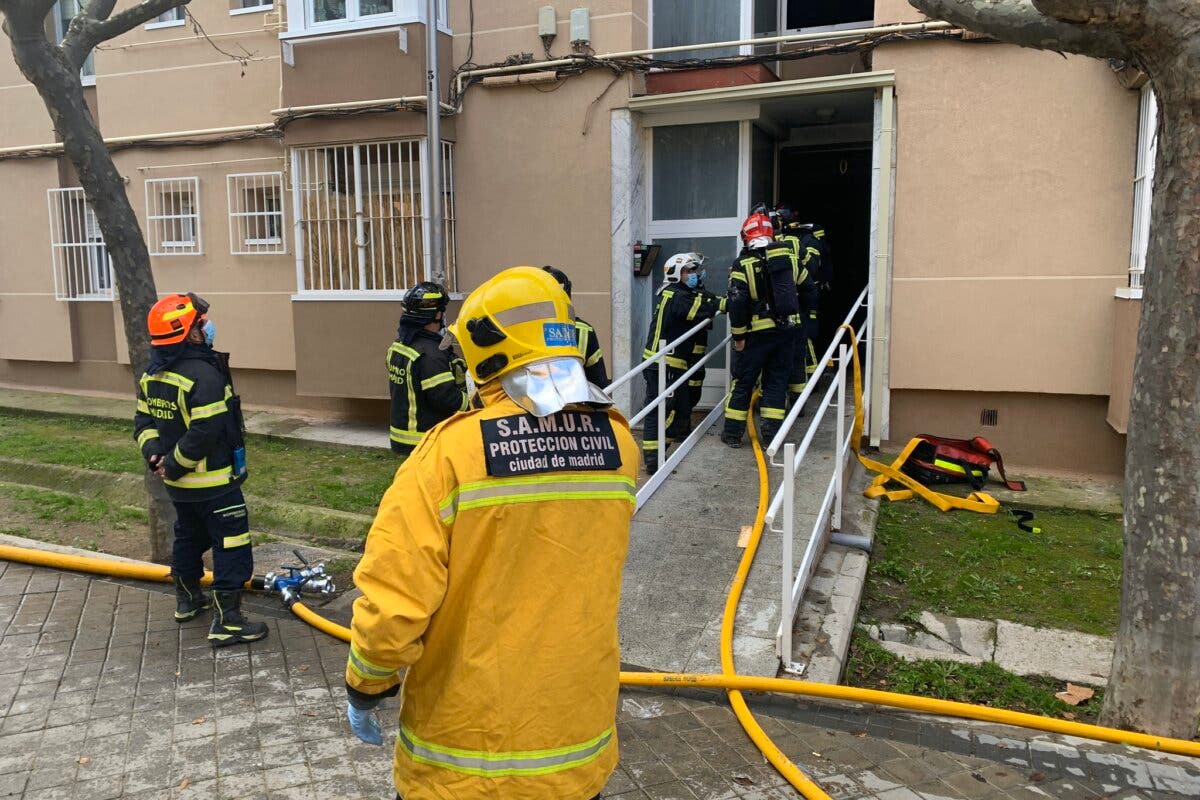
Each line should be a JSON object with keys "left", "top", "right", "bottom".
{"left": 0, "top": 531, "right": 154, "bottom": 564}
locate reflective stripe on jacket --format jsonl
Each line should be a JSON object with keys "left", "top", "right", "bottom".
{"left": 348, "top": 381, "right": 639, "bottom": 800}
{"left": 642, "top": 285, "right": 725, "bottom": 370}
{"left": 388, "top": 329, "right": 469, "bottom": 456}
{"left": 727, "top": 246, "right": 813, "bottom": 338}
{"left": 574, "top": 317, "right": 610, "bottom": 387}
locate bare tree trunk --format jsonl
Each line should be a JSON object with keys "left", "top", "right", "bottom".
{"left": 1102, "top": 79, "right": 1200, "bottom": 739}
{"left": 4, "top": 10, "right": 176, "bottom": 563}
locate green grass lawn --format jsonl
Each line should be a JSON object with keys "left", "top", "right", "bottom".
{"left": 0, "top": 409, "right": 396, "bottom": 518}
{"left": 845, "top": 632, "right": 1104, "bottom": 722}
{"left": 863, "top": 500, "right": 1123, "bottom": 637}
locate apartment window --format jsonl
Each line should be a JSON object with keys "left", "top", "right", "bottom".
{"left": 785, "top": 1, "right": 874, "bottom": 31}
{"left": 1129, "top": 86, "right": 1157, "bottom": 293}
{"left": 146, "top": 178, "right": 202, "bottom": 256}
{"left": 282, "top": 0, "right": 445, "bottom": 38}
{"left": 293, "top": 139, "right": 456, "bottom": 294}
{"left": 53, "top": 0, "right": 95, "bottom": 84}
{"left": 147, "top": 6, "right": 186, "bottom": 28}
{"left": 652, "top": 123, "right": 740, "bottom": 220}
{"left": 310, "top": 0, "right": 394, "bottom": 25}
{"left": 228, "top": 173, "right": 286, "bottom": 255}
{"left": 652, "top": 0, "right": 741, "bottom": 59}
{"left": 231, "top": 0, "right": 273, "bottom": 14}
{"left": 48, "top": 188, "right": 112, "bottom": 301}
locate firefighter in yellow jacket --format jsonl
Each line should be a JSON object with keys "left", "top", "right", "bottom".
{"left": 345, "top": 266, "right": 639, "bottom": 800}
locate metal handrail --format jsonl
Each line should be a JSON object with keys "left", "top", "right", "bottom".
{"left": 603, "top": 315, "right": 722, "bottom": 396}
{"left": 763, "top": 375, "right": 840, "bottom": 528}
{"left": 628, "top": 336, "right": 729, "bottom": 426}
{"left": 764, "top": 287, "right": 869, "bottom": 460}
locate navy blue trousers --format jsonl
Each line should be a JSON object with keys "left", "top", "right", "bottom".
{"left": 172, "top": 486, "right": 254, "bottom": 592}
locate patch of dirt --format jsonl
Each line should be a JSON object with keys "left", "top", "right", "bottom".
{"left": 0, "top": 493, "right": 153, "bottom": 561}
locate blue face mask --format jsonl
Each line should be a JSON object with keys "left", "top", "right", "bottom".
{"left": 685, "top": 273, "right": 701, "bottom": 289}
{"left": 202, "top": 319, "right": 216, "bottom": 348}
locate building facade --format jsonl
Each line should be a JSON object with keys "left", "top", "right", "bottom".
{"left": 0, "top": 0, "right": 1148, "bottom": 473}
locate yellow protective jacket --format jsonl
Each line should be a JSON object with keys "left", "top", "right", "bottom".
{"left": 347, "top": 381, "right": 639, "bottom": 800}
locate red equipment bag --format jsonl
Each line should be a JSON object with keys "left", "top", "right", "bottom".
{"left": 900, "top": 435, "right": 1026, "bottom": 492}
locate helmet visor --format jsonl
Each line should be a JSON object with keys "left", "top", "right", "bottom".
{"left": 500, "top": 357, "right": 611, "bottom": 417}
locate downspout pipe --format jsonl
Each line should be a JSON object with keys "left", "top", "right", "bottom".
{"left": 425, "top": 0, "right": 445, "bottom": 285}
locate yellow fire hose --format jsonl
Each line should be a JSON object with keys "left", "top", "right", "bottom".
{"left": 718, "top": 395, "right": 831, "bottom": 798}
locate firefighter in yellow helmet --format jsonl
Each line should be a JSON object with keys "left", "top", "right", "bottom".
{"left": 345, "top": 267, "right": 639, "bottom": 800}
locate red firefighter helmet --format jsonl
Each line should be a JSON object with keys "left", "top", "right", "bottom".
{"left": 740, "top": 213, "right": 775, "bottom": 250}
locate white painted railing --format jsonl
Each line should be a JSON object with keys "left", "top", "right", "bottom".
{"left": 604, "top": 315, "right": 730, "bottom": 511}
{"left": 761, "top": 288, "right": 872, "bottom": 674}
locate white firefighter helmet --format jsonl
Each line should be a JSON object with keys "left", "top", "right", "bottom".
{"left": 662, "top": 252, "right": 705, "bottom": 287}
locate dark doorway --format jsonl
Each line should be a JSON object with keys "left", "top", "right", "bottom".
{"left": 777, "top": 145, "right": 873, "bottom": 356}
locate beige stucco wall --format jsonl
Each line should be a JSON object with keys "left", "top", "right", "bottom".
{"left": 94, "top": 1, "right": 281, "bottom": 138}
{"left": 875, "top": 42, "right": 1137, "bottom": 397}
{"left": 280, "top": 24, "right": 446, "bottom": 110}
{"left": 876, "top": 0, "right": 930, "bottom": 25}
{"left": 0, "top": 158, "right": 76, "bottom": 363}
{"left": 889, "top": 389, "right": 1126, "bottom": 475}
{"left": 107, "top": 140, "right": 297, "bottom": 372}
{"left": 1107, "top": 297, "right": 1141, "bottom": 434}
{"left": 448, "top": 4, "right": 639, "bottom": 364}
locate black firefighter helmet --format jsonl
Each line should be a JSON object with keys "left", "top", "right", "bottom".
{"left": 401, "top": 281, "right": 449, "bottom": 324}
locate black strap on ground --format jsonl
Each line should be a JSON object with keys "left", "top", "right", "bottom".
{"left": 1009, "top": 509, "right": 1041, "bottom": 534}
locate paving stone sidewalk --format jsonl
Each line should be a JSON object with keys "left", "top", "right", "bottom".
{"left": 2, "top": 560, "right": 1198, "bottom": 800}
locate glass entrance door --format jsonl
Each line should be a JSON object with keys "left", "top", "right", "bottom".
{"left": 646, "top": 119, "right": 777, "bottom": 407}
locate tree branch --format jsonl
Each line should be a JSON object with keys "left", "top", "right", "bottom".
{"left": 31, "top": 0, "right": 61, "bottom": 23}
{"left": 908, "top": 0, "right": 1131, "bottom": 59}
{"left": 83, "top": 0, "right": 120, "bottom": 22}
{"left": 62, "top": 0, "right": 187, "bottom": 69}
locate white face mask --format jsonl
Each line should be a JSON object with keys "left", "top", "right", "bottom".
{"left": 500, "top": 357, "right": 612, "bottom": 417}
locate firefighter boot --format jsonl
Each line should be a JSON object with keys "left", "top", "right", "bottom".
{"left": 174, "top": 579, "right": 211, "bottom": 622}
{"left": 208, "top": 590, "right": 269, "bottom": 647}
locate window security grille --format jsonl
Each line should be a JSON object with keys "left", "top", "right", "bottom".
{"left": 228, "top": 172, "right": 286, "bottom": 255}
{"left": 47, "top": 188, "right": 113, "bottom": 301}
{"left": 292, "top": 139, "right": 457, "bottom": 293}
{"left": 440, "top": 140, "right": 458, "bottom": 291}
{"left": 145, "top": 177, "right": 202, "bottom": 256}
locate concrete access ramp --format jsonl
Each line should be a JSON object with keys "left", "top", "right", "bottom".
{"left": 619, "top": 407, "right": 846, "bottom": 677}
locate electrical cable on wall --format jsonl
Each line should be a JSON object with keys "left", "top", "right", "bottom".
{"left": 448, "top": 27, "right": 977, "bottom": 111}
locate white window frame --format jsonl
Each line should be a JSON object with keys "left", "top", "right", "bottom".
{"left": 230, "top": 0, "right": 274, "bottom": 15}
{"left": 1124, "top": 85, "right": 1156, "bottom": 298}
{"left": 47, "top": 188, "right": 113, "bottom": 302}
{"left": 146, "top": 6, "right": 186, "bottom": 29}
{"left": 227, "top": 172, "right": 287, "bottom": 255}
{"left": 281, "top": 0, "right": 447, "bottom": 39}
{"left": 145, "top": 177, "right": 202, "bottom": 256}
{"left": 52, "top": 1, "right": 96, "bottom": 86}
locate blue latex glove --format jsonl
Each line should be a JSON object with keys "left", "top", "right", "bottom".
{"left": 347, "top": 704, "right": 384, "bottom": 746}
